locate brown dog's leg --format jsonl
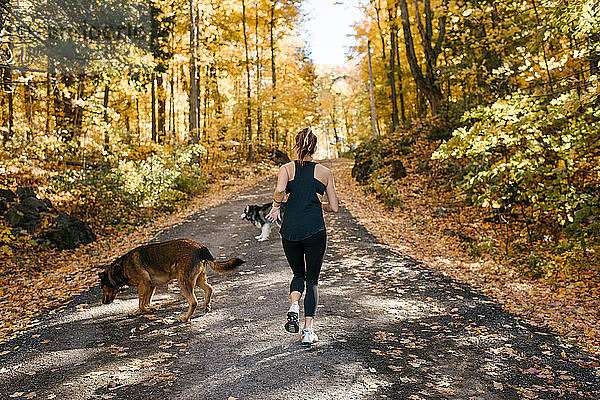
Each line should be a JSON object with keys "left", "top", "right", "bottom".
{"left": 130, "top": 283, "right": 153, "bottom": 316}
{"left": 195, "top": 273, "right": 213, "bottom": 313}
{"left": 177, "top": 278, "right": 198, "bottom": 322}
{"left": 144, "top": 286, "right": 157, "bottom": 309}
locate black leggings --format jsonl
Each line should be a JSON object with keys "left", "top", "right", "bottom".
{"left": 281, "top": 229, "right": 327, "bottom": 318}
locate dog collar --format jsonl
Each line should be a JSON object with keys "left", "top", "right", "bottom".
{"left": 107, "top": 270, "right": 129, "bottom": 289}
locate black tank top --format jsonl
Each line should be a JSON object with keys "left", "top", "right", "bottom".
{"left": 280, "top": 161, "right": 326, "bottom": 241}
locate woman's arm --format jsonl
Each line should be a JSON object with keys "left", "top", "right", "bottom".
{"left": 266, "top": 165, "right": 289, "bottom": 222}
{"left": 322, "top": 171, "right": 339, "bottom": 212}
{"left": 272, "top": 165, "right": 289, "bottom": 205}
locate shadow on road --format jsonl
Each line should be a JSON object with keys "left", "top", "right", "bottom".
{"left": 0, "top": 176, "right": 598, "bottom": 399}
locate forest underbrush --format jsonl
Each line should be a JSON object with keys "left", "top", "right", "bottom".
{"left": 0, "top": 138, "right": 278, "bottom": 343}
{"left": 344, "top": 102, "right": 600, "bottom": 353}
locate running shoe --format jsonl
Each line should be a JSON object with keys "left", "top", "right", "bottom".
{"left": 301, "top": 328, "right": 318, "bottom": 346}
{"left": 285, "top": 310, "right": 299, "bottom": 333}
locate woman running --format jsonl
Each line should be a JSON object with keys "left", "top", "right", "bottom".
{"left": 266, "top": 127, "right": 339, "bottom": 346}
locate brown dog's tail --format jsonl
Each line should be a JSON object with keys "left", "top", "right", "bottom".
{"left": 193, "top": 245, "right": 244, "bottom": 273}
{"left": 209, "top": 258, "right": 245, "bottom": 273}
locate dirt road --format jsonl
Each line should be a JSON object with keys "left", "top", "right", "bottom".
{"left": 1, "top": 170, "right": 599, "bottom": 399}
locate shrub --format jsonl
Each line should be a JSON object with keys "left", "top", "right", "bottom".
{"left": 49, "top": 143, "right": 209, "bottom": 228}
{"left": 433, "top": 87, "right": 600, "bottom": 271}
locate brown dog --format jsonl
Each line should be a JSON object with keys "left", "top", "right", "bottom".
{"left": 98, "top": 239, "right": 244, "bottom": 322}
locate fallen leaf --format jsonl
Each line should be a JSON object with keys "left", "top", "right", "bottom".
{"left": 85, "top": 371, "right": 107, "bottom": 377}
{"left": 362, "top": 378, "right": 380, "bottom": 389}
{"left": 523, "top": 367, "right": 539, "bottom": 374}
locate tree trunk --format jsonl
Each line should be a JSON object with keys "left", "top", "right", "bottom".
{"left": 189, "top": 0, "right": 199, "bottom": 142}
{"left": 103, "top": 83, "right": 109, "bottom": 150}
{"left": 255, "top": 2, "right": 262, "bottom": 144}
{"left": 136, "top": 98, "right": 140, "bottom": 138}
{"left": 371, "top": 0, "right": 386, "bottom": 60}
{"left": 331, "top": 96, "right": 341, "bottom": 157}
{"left": 170, "top": 70, "right": 175, "bottom": 141}
{"left": 395, "top": 28, "right": 406, "bottom": 122}
{"left": 367, "top": 40, "right": 378, "bottom": 138}
{"left": 24, "top": 81, "right": 33, "bottom": 142}
{"left": 45, "top": 64, "right": 52, "bottom": 136}
{"left": 202, "top": 65, "right": 209, "bottom": 140}
{"left": 53, "top": 73, "right": 84, "bottom": 141}
{"left": 270, "top": 0, "right": 278, "bottom": 149}
{"left": 125, "top": 112, "right": 131, "bottom": 141}
{"left": 388, "top": 5, "right": 399, "bottom": 131}
{"left": 169, "top": 32, "right": 176, "bottom": 143}
{"left": 342, "top": 99, "right": 351, "bottom": 139}
{"left": 531, "top": 0, "right": 554, "bottom": 92}
{"left": 242, "top": 0, "right": 253, "bottom": 159}
{"left": 6, "top": 81, "right": 12, "bottom": 144}
{"left": 196, "top": 5, "right": 203, "bottom": 131}
{"left": 211, "top": 63, "right": 222, "bottom": 116}
{"left": 589, "top": 33, "right": 600, "bottom": 75}
{"left": 0, "top": 11, "right": 10, "bottom": 145}
{"left": 151, "top": 72, "right": 157, "bottom": 142}
{"left": 157, "top": 73, "right": 166, "bottom": 143}
{"left": 53, "top": 75, "right": 66, "bottom": 139}
{"left": 415, "top": 86, "right": 419, "bottom": 117}
{"left": 397, "top": 0, "right": 446, "bottom": 115}
{"left": 74, "top": 73, "right": 85, "bottom": 136}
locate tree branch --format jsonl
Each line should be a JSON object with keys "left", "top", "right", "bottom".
{"left": 413, "top": 0, "right": 427, "bottom": 52}
{"left": 424, "top": 0, "right": 433, "bottom": 44}
{"left": 433, "top": 14, "right": 446, "bottom": 58}
{"left": 398, "top": 0, "right": 426, "bottom": 87}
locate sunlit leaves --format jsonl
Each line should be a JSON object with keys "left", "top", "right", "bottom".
{"left": 433, "top": 86, "right": 600, "bottom": 264}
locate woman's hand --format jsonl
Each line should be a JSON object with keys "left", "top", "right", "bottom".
{"left": 321, "top": 202, "right": 338, "bottom": 212}
{"left": 266, "top": 206, "right": 281, "bottom": 222}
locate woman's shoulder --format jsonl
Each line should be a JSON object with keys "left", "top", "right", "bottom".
{"left": 314, "top": 163, "right": 332, "bottom": 183}
{"left": 279, "top": 161, "right": 295, "bottom": 171}
{"left": 279, "top": 161, "right": 296, "bottom": 178}
{"left": 314, "top": 163, "right": 331, "bottom": 175}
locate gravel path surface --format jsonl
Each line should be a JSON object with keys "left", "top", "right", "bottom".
{"left": 1, "top": 167, "right": 599, "bottom": 400}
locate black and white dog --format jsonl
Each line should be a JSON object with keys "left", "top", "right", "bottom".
{"left": 241, "top": 203, "right": 284, "bottom": 241}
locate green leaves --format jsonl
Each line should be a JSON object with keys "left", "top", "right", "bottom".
{"left": 48, "top": 144, "right": 208, "bottom": 228}
{"left": 433, "top": 87, "right": 600, "bottom": 266}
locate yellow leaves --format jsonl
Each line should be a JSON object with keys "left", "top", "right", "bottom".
{"left": 362, "top": 377, "right": 382, "bottom": 390}
{"left": 0, "top": 167, "right": 268, "bottom": 346}
{"left": 0, "top": 227, "right": 16, "bottom": 257}
{"left": 332, "top": 158, "right": 600, "bottom": 354}
{"left": 0, "top": 228, "right": 15, "bottom": 241}
{"left": 0, "top": 244, "right": 13, "bottom": 257}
